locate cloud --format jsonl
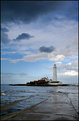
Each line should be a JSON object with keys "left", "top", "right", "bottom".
{"left": 45, "top": 59, "right": 78, "bottom": 72}
{"left": 56, "top": 62, "right": 62, "bottom": 64}
{"left": 66, "top": 60, "right": 78, "bottom": 71}
{"left": 63, "top": 70, "right": 78, "bottom": 76}
{"left": 56, "top": 60, "right": 78, "bottom": 72}
{"left": 67, "top": 62, "right": 72, "bottom": 65}
{"left": 1, "top": 32, "right": 10, "bottom": 44}
{"left": 23, "top": 52, "right": 48, "bottom": 62}
{"left": 13, "top": 33, "right": 33, "bottom": 41}
{"left": 1, "top": 1, "right": 62, "bottom": 24}
{"left": 0, "top": 58, "right": 8, "bottom": 60}
{"left": 9, "top": 53, "right": 48, "bottom": 63}
{"left": 7, "top": 52, "right": 65, "bottom": 63}
{"left": 1, "top": 29, "right": 33, "bottom": 44}
{"left": 49, "top": 55, "right": 65, "bottom": 61}
{"left": 1, "top": 1, "right": 78, "bottom": 24}
{"left": 1, "top": 27, "right": 10, "bottom": 44}
{"left": 1, "top": 27, "right": 9, "bottom": 32}
{"left": 9, "top": 58, "right": 23, "bottom": 63}
{"left": 39, "top": 46, "right": 55, "bottom": 53}
{"left": 2, "top": 51, "right": 16, "bottom": 55}
{"left": 1, "top": 11, "right": 78, "bottom": 53}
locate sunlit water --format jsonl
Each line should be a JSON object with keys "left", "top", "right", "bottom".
{"left": 1, "top": 84, "right": 78, "bottom": 115}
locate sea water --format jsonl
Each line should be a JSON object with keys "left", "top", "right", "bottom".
{"left": 1, "top": 84, "right": 78, "bottom": 115}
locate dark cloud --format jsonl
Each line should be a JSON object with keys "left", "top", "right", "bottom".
{"left": 1, "top": 1, "right": 65, "bottom": 24}
{"left": 39, "top": 46, "right": 55, "bottom": 53}
{"left": 1, "top": 1, "right": 78, "bottom": 24}
{"left": 1, "top": 27, "right": 9, "bottom": 32}
{"left": 1, "top": 27, "right": 33, "bottom": 44}
{"left": 1, "top": 33, "right": 10, "bottom": 44}
{"left": 13, "top": 33, "right": 33, "bottom": 41}
{"left": 1, "top": 27, "right": 10, "bottom": 44}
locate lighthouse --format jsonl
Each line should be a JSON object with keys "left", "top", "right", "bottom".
{"left": 53, "top": 64, "right": 57, "bottom": 81}
{"left": 48, "top": 64, "right": 62, "bottom": 85}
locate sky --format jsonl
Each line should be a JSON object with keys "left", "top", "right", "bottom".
{"left": 1, "top": 1, "right": 78, "bottom": 84}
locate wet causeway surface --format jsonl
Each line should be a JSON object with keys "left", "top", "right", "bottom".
{"left": 1, "top": 85, "right": 78, "bottom": 120}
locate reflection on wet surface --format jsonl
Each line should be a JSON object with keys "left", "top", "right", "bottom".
{"left": 1, "top": 85, "right": 78, "bottom": 120}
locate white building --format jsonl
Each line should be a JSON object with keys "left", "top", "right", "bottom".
{"left": 49, "top": 64, "right": 62, "bottom": 85}
{"left": 53, "top": 64, "right": 57, "bottom": 81}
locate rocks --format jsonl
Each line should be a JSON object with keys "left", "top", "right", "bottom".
{"left": 26, "top": 78, "right": 49, "bottom": 86}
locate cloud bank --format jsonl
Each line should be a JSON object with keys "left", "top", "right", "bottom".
{"left": 1, "top": 1, "right": 78, "bottom": 24}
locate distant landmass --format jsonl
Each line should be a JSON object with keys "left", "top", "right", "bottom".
{"left": 9, "top": 77, "right": 76, "bottom": 86}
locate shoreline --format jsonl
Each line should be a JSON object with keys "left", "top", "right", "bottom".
{"left": 9, "top": 84, "right": 78, "bottom": 86}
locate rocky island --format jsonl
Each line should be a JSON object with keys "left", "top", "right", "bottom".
{"left": 9, "top": 64, "right": 71, "bottom": 86}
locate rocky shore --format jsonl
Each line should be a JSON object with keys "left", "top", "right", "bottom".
{"left": 9, "top": 83, "right": 72, "bottom": 86}
{"left": 9, "top": 77, "right": 78, "bottom": 87}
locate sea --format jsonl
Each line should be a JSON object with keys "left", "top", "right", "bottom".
{"left": 1, "top": 84, "right": 78, "bottom": 115}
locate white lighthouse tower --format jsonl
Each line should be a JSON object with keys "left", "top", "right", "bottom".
{"left": 48, "top": 64, "right": 62, "bottom": 85}
{"left": 53, "top": 64, "right": 57, "bottom": 81}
